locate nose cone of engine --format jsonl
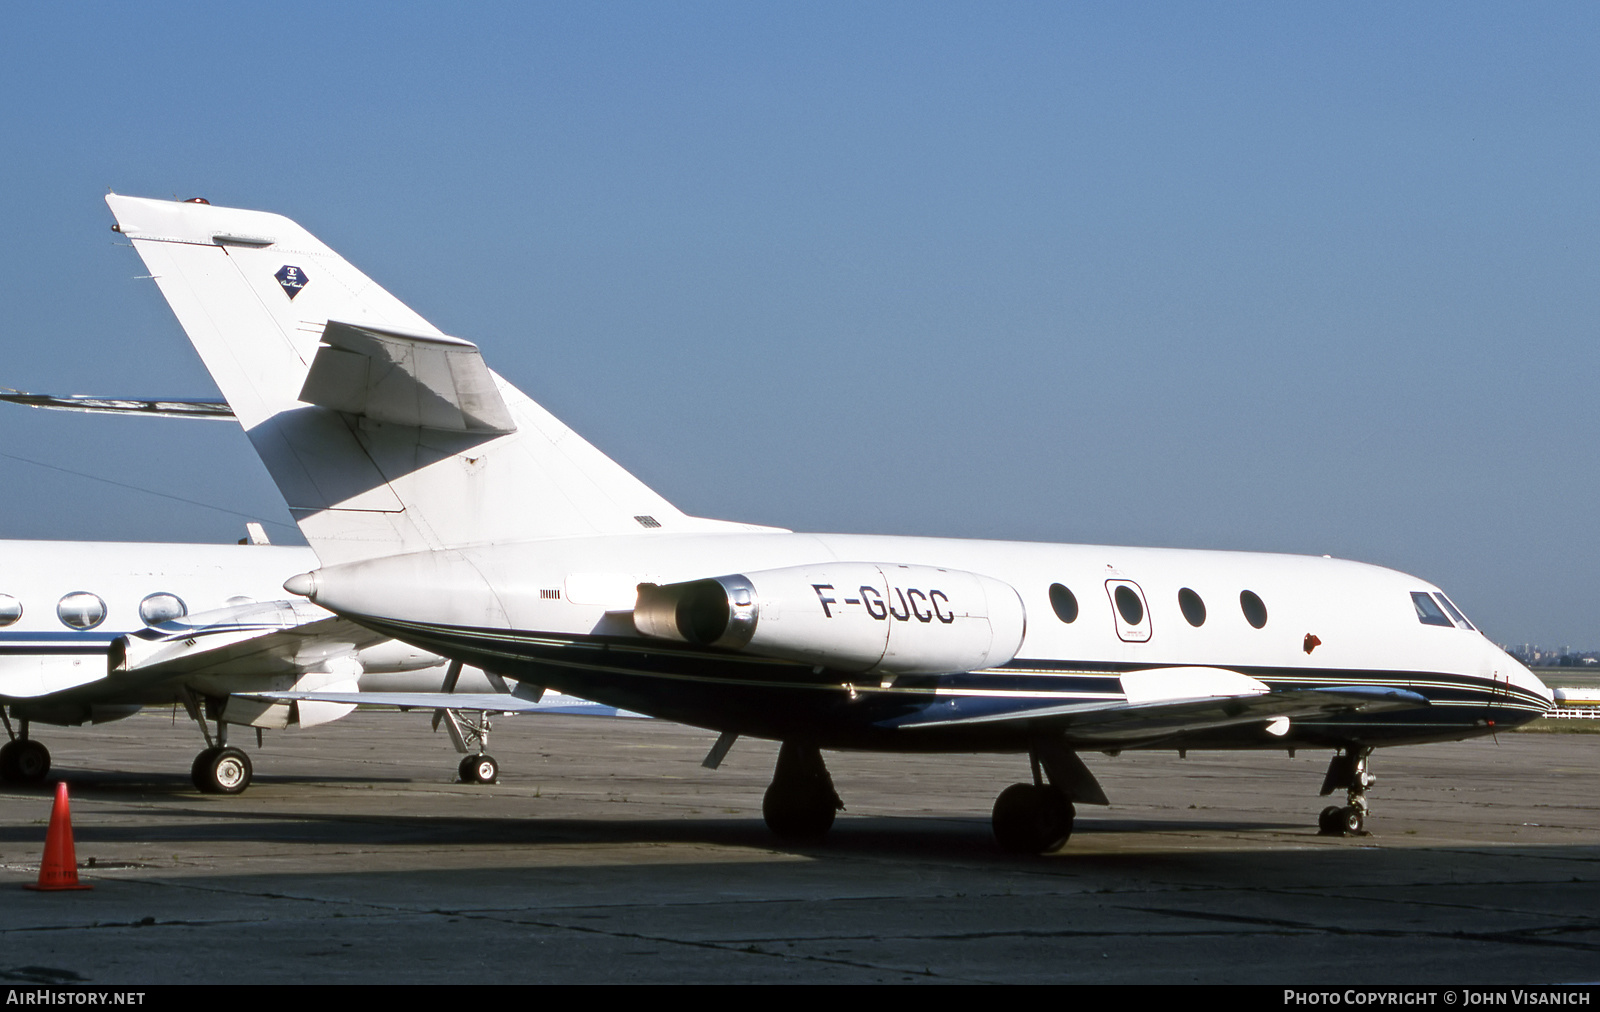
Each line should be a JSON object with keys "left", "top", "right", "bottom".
{"left": 283, "top": 571, "right": 319, "bottom": 600}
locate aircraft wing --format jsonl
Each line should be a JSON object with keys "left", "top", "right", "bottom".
{"left": 237, "top": 688, "right": 648, "bottom": 718}
{"left": 109, "top": 602, "right": 384, "bottom": 689}
{"left": 879, "top": 684, "right": 1427, "bottom": 747}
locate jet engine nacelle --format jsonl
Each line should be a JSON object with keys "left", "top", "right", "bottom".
{"left": 634, "top": 563, "right": 1026, "bottom": 675}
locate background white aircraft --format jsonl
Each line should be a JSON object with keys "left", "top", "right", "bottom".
{"left": 104, "top": 193, "right": 1552, "bottom": 852}
{"left": 0, "top": 535, "right": 633, "bottom": 792}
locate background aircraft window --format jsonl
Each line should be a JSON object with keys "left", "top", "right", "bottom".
{"left": 139, "top": 592, "right": 187, "bottom": 626}
{"left": 1239, "top": 590, "right": 1268, "bottom": 629}
{"left": 1048, "top": 583, "right": 1078, "bottom": 623}
{"left": 57, "top": 592, "right": 107, "bottom": 630}
{"left": 1411, "top": 592, "right": 1453, "bottom": 627}
{"left": 1178, "top": 588, "right": 1206, "bottom": 627}
{"left": 0, "top": 595, "right": 20, "bottom": 626}
{"left": 1433, "top": 593, "right": 1475, "bottom": 630}
{"left": 1114, "top": 585, "right": 1144, "bottom": 626}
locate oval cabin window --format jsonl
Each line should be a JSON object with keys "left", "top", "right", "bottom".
{"left": 1048, "top": 584, "right": 1079, "bottom": 623}
{"left": 57, "top": 592, "right": 107, "bottom": 630}
{"left": 1178, "top": 588, "right": 1206, "bottom": 627}
{"left": 1114, "top": 585, "right": 1144, "bottom": 626}
{"left": 139, "top": 592, "right": 187, "bottom": 626}
{"left": 1239, "top": 590, "right": 1268, "bottom": 629}
{"left": 0, "top": 595, "right": 21, "bottom": 627}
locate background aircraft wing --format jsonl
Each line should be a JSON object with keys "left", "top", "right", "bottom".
{"left": 111, "top": 607, "right": 384, "bottom": 688}
{"left": 0, "top": 387, "right": 235, "bottom": 419}
{"left": 237, "top": 688, "right": 648, "bottom": 718}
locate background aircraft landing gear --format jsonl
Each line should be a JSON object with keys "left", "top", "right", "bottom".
{"left": 1318, "top": 746, "right": 1374, "bottom": 836}
{"left": 0, "top": 738, "right": 51, "bottom": 785}
{"left": 0, "top": 711, "right": 50, "bottom": 785}
{"left": 762, "top": 742, "right": 843, "bottom": 841}
{"left": 437, "top": 704, "right": 506, "bottom": 785}
{"left": 458, "top": 753, "right": 498, "bottom": 784}
{"left": 182, "top": 691, "right": 253, "bottom": 795}
{"left": 191, "top": 745, "right": 252, "bottom": 795}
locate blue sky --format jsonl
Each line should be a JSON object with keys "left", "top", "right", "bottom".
{"left": 1, "top": 3, "right": 1595, "bottom": 646}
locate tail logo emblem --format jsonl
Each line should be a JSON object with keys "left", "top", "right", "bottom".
{"left": 274, "top": 265, "right": 309, "bottom": 300}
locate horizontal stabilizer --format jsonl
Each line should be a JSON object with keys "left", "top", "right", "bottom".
{"left": 299, "top": 321, "right": 517, "bottom": 434}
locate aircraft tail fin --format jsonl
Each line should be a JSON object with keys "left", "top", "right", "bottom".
{"left": 106, "top": 195, "right": 769, "bottom": 564}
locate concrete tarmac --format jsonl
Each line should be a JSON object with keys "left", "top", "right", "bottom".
{"left": 0, "top": 710, "right": 1597, "bottom": 984}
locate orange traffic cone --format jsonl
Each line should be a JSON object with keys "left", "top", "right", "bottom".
{"left": 27, "top": 781, "right": 91, "bottom": 891}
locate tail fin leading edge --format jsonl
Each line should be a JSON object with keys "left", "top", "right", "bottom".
{"left": 107, "top": 194, "right": 754, "bottom": 564}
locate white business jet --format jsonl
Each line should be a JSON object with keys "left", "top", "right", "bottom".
{"left": 0, "top": 532, "right": 628, "bottom": 793}
{"left": 103, "top": 193, "right": 1553, "bottom": 852}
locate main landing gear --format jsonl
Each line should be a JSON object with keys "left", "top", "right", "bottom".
{"left": 762, "top": 742, "right": 843, "bottom": 841}
{"left": 1318, "top": 746, "right": 1375, "bottom": 836}
{"left": 991, "top": 739, "right": 1112, "bottom": 854}
{"left": 992, "top": 783, "right": 1075, "bottom": 855}
{"left": 0, "top": 711, "right": 50, "bottom": 785}
{"left": 990, "top": 740, "right": 1103, "bottom": 854}
{"left": 181, "top": 691, "right": 254, "bottom": 795}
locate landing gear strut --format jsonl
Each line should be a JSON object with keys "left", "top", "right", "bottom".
{"left": 1318, "top": 746, "right": 1374, "bottom": 836}
{"left": 762, "top": 742, "right": 843, "bottom": 841}
{"left": 0, "top": 711, "right": 50, "bottom": 785}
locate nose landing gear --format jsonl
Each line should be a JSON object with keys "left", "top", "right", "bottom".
{"left": 1318, "top": 746, "right": 1374, "bottom": 836}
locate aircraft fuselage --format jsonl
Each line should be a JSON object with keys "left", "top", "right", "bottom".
{"left": 290, "top": 530, "right": 1552, "bottom": 753}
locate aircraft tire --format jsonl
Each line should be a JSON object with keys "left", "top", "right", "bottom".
{"left": 762, "top": 781, "right": 837, "bottom": 841}
{"left": 1, "top": 740, "right": 50, "bottom": 784}
{"left": 193, "top": 746, "right": 251, "bottom": 794}
{"left": 1317, "top": 804, "right": 1365, "bottom": 836}
{"left": 191, "top": 747, "right": 221, "bottom": 792}
{"left": 992, "top": 783, "right": 1074, "bottom": 854}
{"left": 459, "top": 754, "right": 498, "bottom": 784}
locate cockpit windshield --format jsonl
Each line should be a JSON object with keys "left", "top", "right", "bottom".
{"left": 1411, "top": 592, "right": 1454, "bottom": 627}
{"left": 1433, "top": 593, "right": 1475, "bottom": 630}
